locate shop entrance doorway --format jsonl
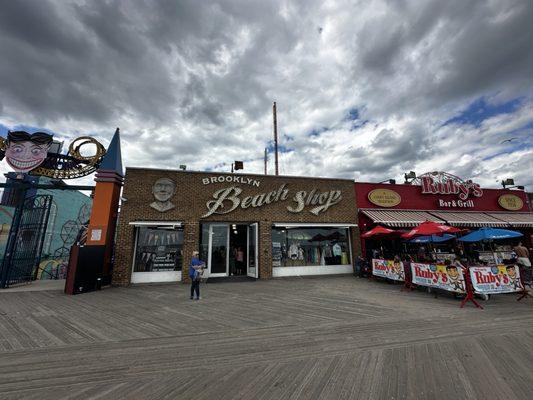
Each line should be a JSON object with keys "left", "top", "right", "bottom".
{"left": 201, "top": 223, "right": 258, "bottom": 278}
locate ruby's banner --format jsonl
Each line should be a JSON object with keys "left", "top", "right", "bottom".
{"left": 411, "top": 262, "right": 466, "bottom": 293}
{"left": 469, "top": 265, "right": 523, "bottom": 294}
{"left": 372, "top": 259, "right": 405, "bottom": 282}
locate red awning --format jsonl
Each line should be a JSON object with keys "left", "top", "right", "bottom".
{"left": 428, "top": 211, "right": 509, "bottom": 227}
{"left": 360, "top": 209, "right": 446, "bottom": 228}
{"left": 484, "top": 212, "right": 533, "bottom": 228}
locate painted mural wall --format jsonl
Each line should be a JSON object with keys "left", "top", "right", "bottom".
{"left": 0, "top": 176, "right": 92, "bottom": 280}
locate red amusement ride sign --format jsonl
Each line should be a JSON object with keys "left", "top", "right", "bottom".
{"left": 416, "top": 171, "right": 483, "bottom": 200}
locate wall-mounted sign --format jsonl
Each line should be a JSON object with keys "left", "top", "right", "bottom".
{"left": 368, "top": 189, "right": 401, "bottom": 207}
{"left": 498, "top": 194, "right": 523, "bottom": 211}
{"left": 202, "top": 175, "right": 261, "bottom": 187}
{"left": 418, "top": 171, "right": 483, "bottom": 200}
{"left": 438, "top": 199, "right": 474, "bottom": 208}
{"left": 201, "top": 184, "right": 342, "bottom": 218}
{"left": 1, "top": 131, "right": 53, "bottom": 173}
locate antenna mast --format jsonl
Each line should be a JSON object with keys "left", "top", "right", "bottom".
{"left": 273, "top": 102, "right": 279, "bottom": 176}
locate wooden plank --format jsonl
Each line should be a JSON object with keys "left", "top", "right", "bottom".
{"left": 0, "top": 276, "right": 532, "bottom": 399}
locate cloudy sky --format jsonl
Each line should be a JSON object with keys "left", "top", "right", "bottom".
{"left": 0, "top": 0, "right": 532, "bottom": 189}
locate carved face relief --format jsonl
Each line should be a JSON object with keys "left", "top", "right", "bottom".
{"left": 150, "top": 178, "right": 176, "bottom": 212}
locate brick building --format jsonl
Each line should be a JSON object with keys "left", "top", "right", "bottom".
{"left": 113, "top": 168, "right": 359, "bottom": 285}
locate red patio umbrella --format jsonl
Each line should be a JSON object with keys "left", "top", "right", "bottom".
{"left": 362, "top": 225, "right": 397, "bottom": 238}
{"left": 401, "top": 220, "right": 461, "bottom": 239}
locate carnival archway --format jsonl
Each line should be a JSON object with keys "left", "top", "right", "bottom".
{"left": 0, "top": 128, "right": 123, "bottom": 290}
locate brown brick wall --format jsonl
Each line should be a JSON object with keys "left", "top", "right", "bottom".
{"left": 113, "top": 169, "right": 360, "bottom": 286}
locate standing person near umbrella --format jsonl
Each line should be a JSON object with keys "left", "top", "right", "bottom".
{"left": 514, "top": 242, "right": 531, "bottom": 267}
{"left": 188, "top": 251, "right": 205, "bottom": 300}
{"left": 514, "top": 241, "right": 531, "bottom": 284}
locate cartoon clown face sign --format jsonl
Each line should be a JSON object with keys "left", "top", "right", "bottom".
{"left": 2, "top": 131, "right": 53, "bottom": 173}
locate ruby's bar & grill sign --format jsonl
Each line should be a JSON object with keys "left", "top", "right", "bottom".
{"left": 372, "top": 259, "right": 405, "bottom": 281}
{"left": 469, "top": 265, "right": 523, "bottom": 294}
{"left": 420, "top": 172, "right": 482, "bottom": 208}
{"left": 411, "top": 262, "right": 466, "bottom": 293}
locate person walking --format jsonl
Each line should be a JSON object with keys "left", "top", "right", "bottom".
{"left": 189, "top": 251, "right": 205, "bottom": 300}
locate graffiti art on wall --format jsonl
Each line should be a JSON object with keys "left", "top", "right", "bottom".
{"left": 0, "top": 131, "right": 106, "bottom": 179}
{"left": 37, "top": 203, "right": 91, "bottom": 280}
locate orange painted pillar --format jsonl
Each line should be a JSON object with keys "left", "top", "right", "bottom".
{"left": 85, "top": 129, "right": 124, "bottom": 282}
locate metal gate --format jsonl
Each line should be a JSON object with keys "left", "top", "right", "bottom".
{"left": 0, "top": 195, "right": 52, "bottom": 288}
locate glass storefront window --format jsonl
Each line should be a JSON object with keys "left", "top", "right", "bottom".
{"left": 134, "top": 227, "right": 183, "bottom": 272}
{"left": 272, "top": 227, "right": 351, "bottom": 267}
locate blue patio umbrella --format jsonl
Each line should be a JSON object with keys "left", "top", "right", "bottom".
{"left": 409, "top": 234, "right": 456, "bottom": 243}
{"left": 458, "top": 227, "right": 523, "bottom": 242}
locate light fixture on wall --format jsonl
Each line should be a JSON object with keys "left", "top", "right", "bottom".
{"left": 404, "top": 171, "right": 416, "bottom": 184}
{"left": 501, "top": 178, "right": 514, "bottom": 188}
{"left": 501, "top": 178, "right": 524, "bottom": 190}
{"left": 231, "top": 161, "right": 244, "bottom": 173}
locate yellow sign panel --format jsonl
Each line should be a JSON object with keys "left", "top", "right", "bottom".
{"left": 498, "top": 194, "right": 523, "bottom": 211}
{"left": 368, "top": 189, "right": 401, "bottom": 208}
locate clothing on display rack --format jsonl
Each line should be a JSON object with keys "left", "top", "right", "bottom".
{"left": 341, "top": 252, "right": 348, "bottom": 265}
{"left": 333, "top": 243, "right": 342, "bottom": 257}
{"left": 289, "top": 243, "right": 299, "bottom": 260}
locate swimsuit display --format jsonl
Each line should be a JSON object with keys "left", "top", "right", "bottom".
{"left": 272, "top": 228, "right": 352, "bottom": 267}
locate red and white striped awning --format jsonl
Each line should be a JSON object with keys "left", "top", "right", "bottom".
{"left": 428, "top": 211, "right": 509, "bottom": 227}
{"left": 360, "top": 209, "right": 445, "bottom": 227}
{"left": 484, "top": 212, "right": 533, "bottom": 228}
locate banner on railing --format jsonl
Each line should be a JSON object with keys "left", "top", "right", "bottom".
{"left": 372, "top": 259, "right": 405, "bottom": 282}
{"left": 411, "top": 262, "right": 466, "bottom": 293}
{"left": 469, "top": 265, "right": 523, "bottom": 294}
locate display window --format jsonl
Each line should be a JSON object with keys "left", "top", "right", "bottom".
{"left": 133, "top": 227, "right": 183, "bottom": 272}
{"left": 271, "top": 227, "right": 351, "bottom": 267}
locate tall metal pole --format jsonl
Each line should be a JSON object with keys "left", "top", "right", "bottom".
{"left": 273, "top": 102, "right": 279, "bottom": 176}
{"left": 264, "top": 148, "right": 267, "bottom": 175}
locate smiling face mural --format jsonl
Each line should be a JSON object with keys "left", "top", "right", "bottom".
{"left": 3, "top": 131, "right": 53, "bottom": 173}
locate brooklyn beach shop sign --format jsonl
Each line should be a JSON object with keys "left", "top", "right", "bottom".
{"left": 200, "top": 178, "right": 343, "bottom": 218}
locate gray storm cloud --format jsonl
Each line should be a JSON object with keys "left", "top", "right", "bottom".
{"left": 0, "top": 0, "right": 532, "bottom": 188}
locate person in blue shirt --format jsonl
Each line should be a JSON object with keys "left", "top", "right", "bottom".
{"left": 189, "top": 251, "right": 205, "bottom": 300}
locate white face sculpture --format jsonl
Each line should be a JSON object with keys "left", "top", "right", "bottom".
{"left": 152, "top": 178, "right": 176, "bottom": 202}
{"left": 5, "top": 141, "right": 50, "bottom": 173}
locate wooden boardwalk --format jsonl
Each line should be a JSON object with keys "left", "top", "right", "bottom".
{"left": 0, "top": 276, "right": 532, "bottom": 399}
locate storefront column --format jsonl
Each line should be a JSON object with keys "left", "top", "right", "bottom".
{"left": 112, "top": 224, "right": 136, "bottom": 286}
{"left": 351, "top": 226, "right": 362, "bottom": 259}
{"left": 182, "top": 221, "right": 199, "bottom": 283}
{"left": 259, "top": 220, "right": 272, "bottom": 279}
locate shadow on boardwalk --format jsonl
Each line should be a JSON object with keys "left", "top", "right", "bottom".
{"left": 0, "top": 276, "right": 532, "bottom": 399}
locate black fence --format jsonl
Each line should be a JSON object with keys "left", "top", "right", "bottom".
{"left": 0, "top": 195, "right": 52, "bottom": 288}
